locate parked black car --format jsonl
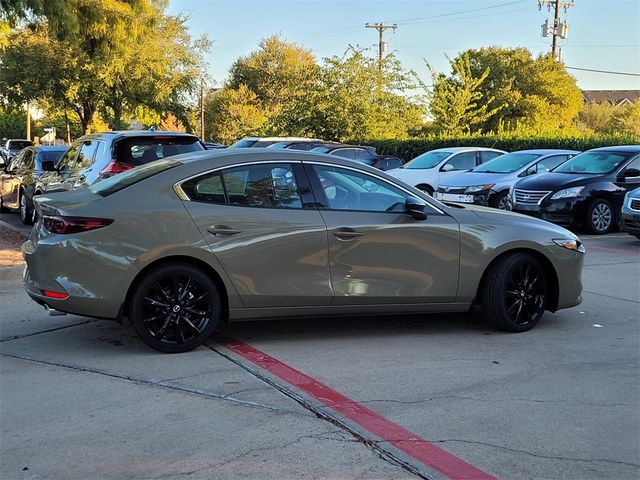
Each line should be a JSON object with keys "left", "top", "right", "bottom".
{"left": 509, "top": 146, "right": 640, "bottom": 234}
{"left": 309, "top": 143, "right": 403, "bottom": 171}
{"left": 1, "top": 139, "right": 33, "bottom": 165}
{"left": 34, "top": 131, "right": 204, "bottom": 195}
{"left": 0, "top": 145, "right": 68, "bottom": 224}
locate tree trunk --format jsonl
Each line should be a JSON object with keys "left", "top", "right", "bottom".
{"left": 78, "top": 102, "right": 95, "bottom": 135}
{"left": 63, "top": 109, "right": 71, "bottom": 144}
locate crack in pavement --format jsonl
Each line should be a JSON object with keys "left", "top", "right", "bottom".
{"left": 430, "top": 439, "right": 639, "bottom": 468}
{"left": 1, "top": 352, "right": 307, "bottom": 416}
{"left": 139, "top": 430, "right": 363, "bottom": 479}
{"left": 0, "top": 320, "right": 97, "bottom": 342}
{"left": 353, "top": 396, "right": 632, "bottom": 408}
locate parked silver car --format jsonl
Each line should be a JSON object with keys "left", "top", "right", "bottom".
{"left": 436, "top": 150, "right": 578, "bottom": 209}
{"left": 24, "top": 149, "right": 585, "bottom": 353}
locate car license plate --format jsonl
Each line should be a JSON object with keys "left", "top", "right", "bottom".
{"left": 436, "top": 193, "right": 474, "bottom": 203}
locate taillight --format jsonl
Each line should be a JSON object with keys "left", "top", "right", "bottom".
{"left": 42, "top": 290, "right": 69, "bottom": 300}
{"left": 42, "top": 216, "right": 113, "bottom": 234}
{"left": 100, "top": 160, "right": 133, "bottom": 177}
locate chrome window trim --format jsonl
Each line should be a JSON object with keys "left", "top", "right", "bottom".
{"left": 173, "top": 158, "right": 446, "bottom": 215}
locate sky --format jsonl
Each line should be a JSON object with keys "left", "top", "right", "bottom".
{"left": 167, "top": 0, "right": 640, "bottom": 91}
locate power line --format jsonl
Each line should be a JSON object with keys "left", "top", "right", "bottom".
{"left": 566, "top": 66, "right": 640, "bottom": 77}
{"left": 390, "top": 0, "right": 529, "bottom": 25}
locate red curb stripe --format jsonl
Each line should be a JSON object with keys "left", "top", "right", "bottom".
{"left": 584, "top": 244, "right": 639, "bottom": 255}
{"left": 219, "top": 338, "right": 496, "bottom": 480}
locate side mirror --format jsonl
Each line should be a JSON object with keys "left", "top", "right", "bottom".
{"left": 620, "top": 168, "right": 640, "bottom": 180}
{"left": 405, "top": 196, "right": 428, "bottom": 220}
{"left": 441, "top": 163, "right": 454, "bottom": 172}
{"left": 41, "top": 160, "right": 56, "bottom": 172}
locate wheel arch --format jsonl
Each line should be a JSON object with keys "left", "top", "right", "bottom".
{"left": 475, "top": 247, "right": 560, "bottom": 312}
{"left": 119, "top": 255, "right": 230, "bottom": 325}
{"left": 415, "top": 183, "right": 434, "bottom": 194}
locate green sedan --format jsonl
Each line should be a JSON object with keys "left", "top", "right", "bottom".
{"left": 23, "top": 149, "right": 585, "bottom": 352}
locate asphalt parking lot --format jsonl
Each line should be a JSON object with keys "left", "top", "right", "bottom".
{"left": 1, "top": 212, "right": 638, "bottom": 480}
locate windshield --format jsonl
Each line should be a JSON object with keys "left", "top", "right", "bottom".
{"left": 9, "top": 140, "right": 32, "bottom": 150}
{"left": 473, "top": 153, "right": 540, "bottom": 173}
{"left": 404, "top": 151, "right": 452, "bottom": 169}
{"left": 554, "top": 151, "right": 634, "bottom": 174}
{"left": 89, "top": 160, "right": 179, "bottom": 197}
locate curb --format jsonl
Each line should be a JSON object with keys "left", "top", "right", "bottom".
{"left": 0, "top": 219, "right": 28, "bottom": 237}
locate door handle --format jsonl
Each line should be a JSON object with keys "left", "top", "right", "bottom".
{"left": 333, "top": 228, "right": 363, "bottom": 240}
{"left": 207, "top": 225, "right": 241, "bottom": 236}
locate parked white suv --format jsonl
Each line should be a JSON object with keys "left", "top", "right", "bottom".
{"left": 387, "top": 147, "right": 506, "bottom": 195}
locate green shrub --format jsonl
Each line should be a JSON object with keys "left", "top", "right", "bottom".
{"left": 363, "top": 134, "right": 640, "bottom": 162}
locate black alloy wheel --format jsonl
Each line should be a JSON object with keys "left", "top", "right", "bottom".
{"left": 482, "top": 253, "right": 547, "bottom": 332}
{"left": 131, "top": 264, "right": 221, "bottom": 353}
{"left": 586, "top": 198, "right": 614, "bottom": 235}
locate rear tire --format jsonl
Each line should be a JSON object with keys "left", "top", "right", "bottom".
{"left": 130, "top": 263, "right": 222, "bottom": 353}
{"left": 19, "top": 192, "right": 33, "bottom": 225}
{"left": 481, "top": 253, "right": 547, "bottom": 333}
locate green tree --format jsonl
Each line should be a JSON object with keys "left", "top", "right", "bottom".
{"left": 428, "top": 54, "right": 501, "bottom": 135}
{"left": 449, "top": 47, "right": 583, "bottom": 133}
{"left": 298, "top": 49, "right": 425, "bottom": 141}
{"left": 0, "top": 107, "right": 27, "bottom": 138}
{"left": 228, "top": 35, "right": 318, "bottom": 132}
{"left": 158, "top": 112, "right": 186, "bottom": 132}
{"left": 204, "top": 85, "right": 268, "bottom": 144}
{"left": 609, "top": 101, "right": 640, "bottom": 137}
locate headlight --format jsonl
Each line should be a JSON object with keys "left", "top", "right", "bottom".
{"left": 465, "top": 184, "right": 494, "bottom": 194}
{"left": 550, "top": 186, "right": 584, "bottom": 200}
{"left": 553, "top": 238, "right": 585, "bottom": 254}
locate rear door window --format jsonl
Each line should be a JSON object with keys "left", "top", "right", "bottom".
{"left": 181, "top": 163, "right": 303, "bottom": 209}
{"left": 57, "top": 142, "right": 81, "bottom": 172}
{"left": 115, "top": 136, "right": 204, "bottom": 167}
{"left": 332, "top": 149, "right": 356, "bottom": 159}
{"left": 444, "top": 152, "right": 476, "bottom": 171}
{"left": 534, "top": 155, "right": 568, "bottom": 174}
{"left": 480, "top": 151, "right": 502, "bottom": 163}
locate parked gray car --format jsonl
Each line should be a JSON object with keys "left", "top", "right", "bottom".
{"left": 436, "top": 149, "right": 578, "bottom": 209}
{"left": 24, "top": 149, "right": 585, "bottom": 353}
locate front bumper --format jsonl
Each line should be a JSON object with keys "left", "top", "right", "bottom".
{"left": 621, "top": 208, "right": 640, "bottom": 237}
{"left": 509, "top": 196, "right": 588, "bottom": 227}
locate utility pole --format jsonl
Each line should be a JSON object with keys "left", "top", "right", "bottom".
{"left": 26, "top": 105, "right": 31, "bottom": 141}
{"left": 199, "top": 77, "right": 205, "bottom": 140}
{"left": 539, "top": 0, "right": 574, "bottom": 60}
{"left": 365, "top": 22, "right": 397, "bottom": 71}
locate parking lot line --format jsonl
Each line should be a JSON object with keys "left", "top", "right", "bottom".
{"left": 216, "top": 336, "right": 496, "bottom": 480}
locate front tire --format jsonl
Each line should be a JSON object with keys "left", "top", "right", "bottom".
{"left": 416, "top": 184, "right": 434, "bottom": 196}
{"left": 130, "top": 263, "right": 222, "bottom": 353}
{"left": 586, "top": 198, "right": 614, "bottom": 235}
{"left": 481, "top": 253, "right": 547, "bottom": 332}
{"left": 489, "top": 191, "right": 509, "bottom": 210}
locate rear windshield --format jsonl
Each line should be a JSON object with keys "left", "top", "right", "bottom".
{"left": 473, "top": 153, "right": 540, "bottom": 173}
{"left": 115, "top": 136, "right": 203, "bottom": 168}
{"left": 38, "top": 150, "right": 67, "bottom": 165}
{"left": 9, "top": 140, "right": 32, "bottom": 149}
{"left": 89, "top": 160, "right": 179, "bottom": 197}
{"left": 554, "top": 151, "right": 634, "bottom": 174}
{"left": 229, "top": 139, "right": 257, "bottom": 148}
{"left": 404, "top": 151, "right": 452, "bottom": 169}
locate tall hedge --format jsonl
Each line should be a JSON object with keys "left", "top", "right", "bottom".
{"left": 364, "top": 134, "right": 640, "bottom": 162}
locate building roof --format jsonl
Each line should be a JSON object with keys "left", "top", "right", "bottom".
{"left": 582, "top": 90, "right": 640, "bottom": 106}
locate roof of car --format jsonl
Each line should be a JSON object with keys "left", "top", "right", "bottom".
{"left": 33, "top": 145, "right": 69, "bottom": 151}
{"left": 242, "top": 136, "right": 322, "bottom": 142}
{"left": 82, "top": 130, "right": 199, "bottom": 140}
{"left": 508, "top": 149, "right": 580, "bottom": 155}
{"left": 589, "top": 145, "right": 640, "bottom": 153}
{"left": 428, "top": 147, "right": 506, "bottom": 153}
